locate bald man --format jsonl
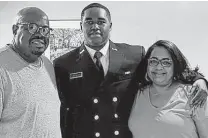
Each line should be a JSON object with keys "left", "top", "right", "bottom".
{"left": 0, "top": 7, "right": 61, "bottom": 138}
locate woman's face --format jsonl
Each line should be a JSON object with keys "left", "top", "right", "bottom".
{"left": 147, "top": 47, "right": 174, "bottom": 86}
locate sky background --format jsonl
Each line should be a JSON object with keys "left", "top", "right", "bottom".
{"left": 0, "top": 1, "right": 208, "bottom": 78}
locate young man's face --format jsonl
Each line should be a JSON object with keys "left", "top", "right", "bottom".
{"left": 81, "top": 7, "right": 112, "bottom": 50}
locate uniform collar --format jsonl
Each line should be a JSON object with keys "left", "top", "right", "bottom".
{"left": 84, "top": 40, "right": 109, "bottom": 58}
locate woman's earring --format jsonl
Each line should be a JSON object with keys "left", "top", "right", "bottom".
{"left": 173, "top": 75, "right": 178, "bottom": 81}
{"left": 145, "top": 73, "right": 151, "bottom": 82}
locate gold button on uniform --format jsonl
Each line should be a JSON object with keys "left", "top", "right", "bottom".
{"left": 95, "top": 132, "right": 100, "bottom": 137}
{"left": 112, "top": 97, "right": 118, "bottom": 102}
{"left": 94, "top": 115, "right": 99, "bottom": 120}
{"left": 114, "top": 130, "right": 119, "bottom": 135}
{"left": 93, "top": 98, "right": 99, "bottom": 104}
{"left": 114, "top": 113, "right": 118, "bottom": 118}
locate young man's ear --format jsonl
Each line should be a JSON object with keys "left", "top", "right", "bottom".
{"left": 12, "top": 24, "right": 18, "bottom": 35}
{"left": 80, "top": 22, "right": 83, "bottom": 30}
{"left": 110, "top": 23, "right": 112, "bottom": 31}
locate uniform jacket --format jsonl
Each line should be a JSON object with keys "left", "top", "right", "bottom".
{"left": 54, "top": 40, "right": 145, "bottom": 138}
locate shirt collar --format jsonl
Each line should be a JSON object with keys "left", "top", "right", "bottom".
{"left": 85, "top": 40, "right": 109, "bottom": 58}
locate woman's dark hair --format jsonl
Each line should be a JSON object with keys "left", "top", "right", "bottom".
{"left": 129, "top": 40, "right": 203, "bottom": 91}
{"left": 118, "top": 40, "right": 203, "bottom": 124}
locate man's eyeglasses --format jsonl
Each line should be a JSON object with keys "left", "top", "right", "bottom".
{"left": 148, "top": 58, "right": 173, "bottom": 67}
{"left": 17, "top": 23, "right": 52, "bottom": 37}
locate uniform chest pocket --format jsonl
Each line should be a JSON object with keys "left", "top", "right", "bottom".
{"left": 118, "top": 74, "right": 132, "bottom": 81}
{"left": 68, "top": 72, "right": 84, "bottom": 93}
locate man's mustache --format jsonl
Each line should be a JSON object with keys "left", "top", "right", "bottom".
{"left": 89, "top": 29, "right": 102, "bottom": 35}
{"left": 29, "top": 36, "right": 47, "bottom": 44}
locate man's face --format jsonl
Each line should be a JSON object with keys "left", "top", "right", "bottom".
{"left": 81, "top": 7, "right": 112, "bottom": 50}
{"left": 13, "top": 12, "right": 50, "bottom": 62}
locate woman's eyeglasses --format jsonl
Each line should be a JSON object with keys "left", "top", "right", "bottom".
{"left": 148, "top": 58, "right": 172, "bottom": 67}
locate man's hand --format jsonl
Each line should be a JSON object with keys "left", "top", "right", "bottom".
{"left": 190, "top": 79, "right": 208, "bottom": 108}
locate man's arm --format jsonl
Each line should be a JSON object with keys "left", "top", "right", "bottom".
{"left": 186, "top": 68, "right": 208, "bottom": 107}
{"left": 191, "top": 79, "right": 208, "bottom": 107}
{"left": 0, "top": 68, "right": 7, "bottom": 119}
{"left": 53, "top": 60, "right": 74, "bottom": 138}
{"left": 0, "top": 84, "right": 3, "bottom": 119}
{"left": 191, "top": 96, "right": 208, "bottom": 138}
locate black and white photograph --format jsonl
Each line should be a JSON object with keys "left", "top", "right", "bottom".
{"left": 0, "top": 1, "right": 208, "bottom": 138}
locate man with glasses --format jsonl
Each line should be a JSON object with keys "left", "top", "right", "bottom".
{"left": 0, "top": 7, "right": 61, "bottom": 138}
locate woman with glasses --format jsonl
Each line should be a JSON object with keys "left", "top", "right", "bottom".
{"left": 120, "top": 40, "right": 208, "bottom": 138}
